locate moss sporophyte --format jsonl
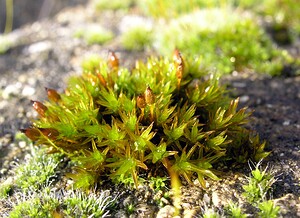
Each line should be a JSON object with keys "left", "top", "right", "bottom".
{"left": 22, "top": 50, "right": 269, "bottom": 199}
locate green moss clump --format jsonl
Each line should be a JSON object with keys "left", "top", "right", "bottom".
{"left": 138, "top": 0, "right": 224, "bottom": 19}
{"left": 63, "top": 190, "right": 115, "bottom": 217}
{"left": 121, "top": 25, "right": 154, "bottom": 51}
{"left": 75, "top": 26, "right": 114, "bottom": 45}
{"left": 23, "top": 51, "right": 269, "bottom": 189}
{"left": 93, "top": 0, "right": 134, "bottom": 11}
{"left": 155, "top": 8, "right": 293, "bottom": 75}
{"left": 9, "top": 196, "right": 59, "bottom": 218}
{"left": 140, "top": 0, "right": 300, "bottom": 38}
{"left": 14, "top": 145, "right": 63, "bottom": 192}
{"left": 0, "top": 180, "right": 13, "bottom": 198}
{"left": 258, "top": 200, "right": 280, "bottom": 218}
{"left": 242, "top": 163, "right": 276, "bottom": 204}
{"left": 239, "top": 0, "right": 300, "bottom": 44}
{"left": 8, "top": 188, "right": 115, "bottom": 218}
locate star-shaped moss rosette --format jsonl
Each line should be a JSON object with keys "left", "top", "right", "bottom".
{"left": 22, "top": 50, "right": 269, "bottom": 190}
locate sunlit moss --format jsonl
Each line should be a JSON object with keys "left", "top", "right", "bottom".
{"left": 239, "top": 0, "right": 300, "bottom": 43}
{"left": 155, "top": 8, "right": 293, "bottom": 75}
{"left": 23, "top": 52, "right": 269, "bottom": 193}
{"left": 14, "top": 145, "right": 63, "bottom": 192}
{"left": 9, "top": 196, "right": 59, "bottom": 218}
{"left": 75, "top": 26, "right": 114, "bottom": 45}
{"left": 93, "top": 0, "right": 134, "bottom": 11}
{"left": 0, "top": 180, "right": 13, "bottom": 198}
{"left": 8, "top": 188, "right": 115, "bottom": 218}
{"left": 121, "top": 25, "right": 154, "bottom": 51}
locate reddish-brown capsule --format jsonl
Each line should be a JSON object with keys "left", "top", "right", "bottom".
{"left": 40, "top": 128, "right": 59, "bottom": 139}
{"left": 31, "top": 100, "right": 48, "bottom": 117}
{"left": 137, "top": 94, "right": 146, "bottom": 109}
{"left": 173, "top": 49, "right": 184, "bottom": 79}
{"left": 145, "top": 86, "right": 155, "bottom": 105}
{"left": 173, "top": 49, "right": 183, "bottom": 65}
{"left": 97, "top": 73, "right": 107, "bottom": 87}
{"left": 176, "top": 65, "right": 183, "bottom": 80}
{"left": 108, "top": 50, "right": 119, "bottom": 69}
{"left": 45, "top": 88, "right": 61, "bottom": 102}
{"left": 20, "top": 128, "right": 40, "bottom": 141}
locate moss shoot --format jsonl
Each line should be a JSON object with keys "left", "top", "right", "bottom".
{"left": 23, "top": 51, "right": 269, "bottom": 191}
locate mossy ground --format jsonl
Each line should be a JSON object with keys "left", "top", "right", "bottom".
{"left": 0, "top": 0, "right": 299, "bottom": 217}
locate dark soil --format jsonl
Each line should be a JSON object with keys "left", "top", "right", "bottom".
{"left": 0, "top": 2, "right": 299, "bottom": 217}
{"left": 224, "top": 74, "right": 300, "bottom": 197}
